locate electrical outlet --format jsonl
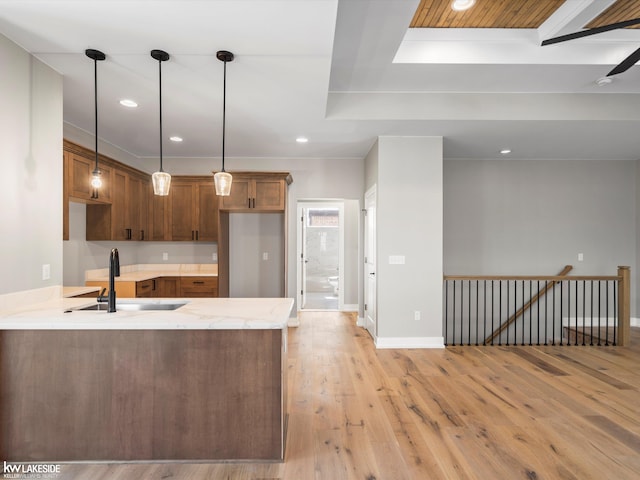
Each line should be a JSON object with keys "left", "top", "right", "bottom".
{"left": 162, "top": 252, "right": 168, "bottom": 261}
{"left": 263, "top": 252, "right": 269, "bottom": 261}
{"left": 212, "top": 252, "right": 217, "bottom": 261}
{"left": 414, "top": 311, "right": 421, "bottom": 321}
{"left": 578, "top": 253, "right": 584, "bottom": 262}
{"left": 42, "top": 264, "right": 50, "bottom": 280}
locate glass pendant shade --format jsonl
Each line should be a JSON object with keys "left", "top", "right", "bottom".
{"left": 91, "top": 169, "right": 102, "bottom": 188}
{"left": 152, "top": 171, "right": 171, "bottom": 196}
{"left": 214, "top": 171, "right": 232, "bottom": 196}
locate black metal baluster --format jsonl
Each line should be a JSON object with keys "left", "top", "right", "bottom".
{"left": 613, "top": 282, "right": 617, "bottom": 346}
{"left": 544, "top": 281, "right": 548, "bottom": 345}
{"left": 536, "top": 280, "right": 541, "bottom": 346}
{"left": 452, "top": 281, "right": 456, "bottom": 346}
{"left": 491, "top": 280, "right": 495, "bottom": 346}
{"left": 575, "top": 281, "right": 579, "bottom": 346}
{"left": 529, "top": 281, "right": 533, "bottom": 346}
{"left": 506, "top": 281, "right": 510, "bottom": 346}
{"left": 520, "top": 280, "right": 526, "bottom": 345}
{"left": 589, "top": 281, "right": 594, "bottom": 346}
{"left": 444, "top": 280, "right": 449, "bottom": 346}
{"left": 597, "top": 280, "right": 601, "bottom": 346}
{"left": 475, "top": 280, "right": 479, "bottom": 346}
{"left": 483, "top": 280, "right": 487, "bottom": 346}
{"left": 498, "top": 281, "right": 502, "bottom": 346}
{"left": 460, "top": 280, "right": 465, "bottom": 346}
{"left": 576, "top": 280, "right": 587, "bottom": 347}
{"left": 468, "top": 280, "right": 471, "bottom": 346}
{"left": 552, "top": 280, "right": 556, "bottom": 346}
{"left": 605, "top": 281, "right": 610, "bottom": 346}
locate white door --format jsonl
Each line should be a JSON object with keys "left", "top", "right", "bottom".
{"left": 364, "top": 186, "right": 377, "bottom": 338}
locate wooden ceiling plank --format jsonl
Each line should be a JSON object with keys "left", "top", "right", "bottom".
{"left": 586, "top": 0, "right": 640, "bottom": 29}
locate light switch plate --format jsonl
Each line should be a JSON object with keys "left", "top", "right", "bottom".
{"left": 162, "top": 252, "right": 168, "bottom": 261}
{"left": 389, "top": 255, "right": 405, "bottom": 265}
{"left": 42, "top": 264, "right": 50, "bottom": 280}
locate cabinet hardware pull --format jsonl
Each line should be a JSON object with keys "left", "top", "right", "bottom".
{"left": 193, "top": 281, "right": 205, "bottom": 285}
{"left": 152, "top": 279, "right": 156, "bottom": 290}
{"left": 196, "top": 230, "right": 199, "bottom": 241}
{"left": 252, "top": 198, "right": 255, "bottom": 208}
{"left": 191, "top": 230, "right": 195, "bottom": 240}
{"left": 140, "top": 230, "right": 145, "bottom": 241}
{"left": 248, "top": 198, "right": 251, "bottom": 208}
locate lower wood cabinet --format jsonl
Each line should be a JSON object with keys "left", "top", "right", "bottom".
{"left": 85, "top": 276, "right": 217, "bottom": 298}
{"left": 180, "top": 277, "right": 218, "bottom": 297}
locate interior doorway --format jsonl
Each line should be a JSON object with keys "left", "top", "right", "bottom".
{"left": 364, "top": 186, "right": 377, "bottom": 339}
{"left": 297, "top": 201, "right": 344, "bottom": 310}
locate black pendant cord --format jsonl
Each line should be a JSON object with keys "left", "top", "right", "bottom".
{"left": 221, "top": 58, "right": 227, "bottom": 173}
{"left": 93, "top": 57, "right": 99, "bottom": 172}
{"left": 85, "top": 49, "right": 105, "bottom": 174}
{"left": 158, "top": 57, "right": 164, "bottom": 172}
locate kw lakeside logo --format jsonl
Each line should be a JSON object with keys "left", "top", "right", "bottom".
{"left": 2, "top": 462, "right": 61, "bottom": 479}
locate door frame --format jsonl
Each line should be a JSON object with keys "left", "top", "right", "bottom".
{"left": 364, "top": 185, "right": 377, "bottom": 339}
{"left": 296, "top": 200, "right": 345, "bottom": 311}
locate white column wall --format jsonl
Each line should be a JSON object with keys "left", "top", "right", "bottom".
{"left": 375, "top": 136, "right": 443, "bottom": 347}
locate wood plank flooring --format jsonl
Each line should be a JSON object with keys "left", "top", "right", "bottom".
{"left": 44, "top": 312, "right": 640, "bottom": 479}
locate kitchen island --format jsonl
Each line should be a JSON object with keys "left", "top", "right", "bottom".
{"left": 0, "top": 289, "right": 293, "bottom": 462}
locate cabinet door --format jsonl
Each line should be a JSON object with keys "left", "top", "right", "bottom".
{"left": 150, "top": 194, "right": 168, "bottom": 241}
{"left": 136, "top": 279, "right": 154, "bottom": 297}
{"left": 253, "top": 179, "right": 285, "bottom": 210}
{"left": 111, "top": 169, "right": 129, "bottom": 240}
{"left": 156, "top": 277, "right": 179, "bottom": 297}
{"left": 220, "top": 178, "right": 251, "bottom": 210}
{"left": 128, "top": 175, "right": 149, "bottom": 241}
{"left": 69, "top": 153, "right": 112, "bottom": 202}
{"left": 196, "top": 183, "right": 218, "bottom": 241}
{"left": 170, "top": 183, "right": 197, "bottom": 241}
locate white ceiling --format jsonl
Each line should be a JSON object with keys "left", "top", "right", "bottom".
{"left": 1, "top": 0, "right": 640, "bottom": 162}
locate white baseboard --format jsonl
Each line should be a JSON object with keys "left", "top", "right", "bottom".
{"left": 342, "top": 304, "right": 359, "bottom": 312}
{"left": 356, "top": 316, "right": 365, "bottom": 327}
{"left": 375, "top": 336, "right": 445, "bottom": 349}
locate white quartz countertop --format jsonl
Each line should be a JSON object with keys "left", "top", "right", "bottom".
{"left": 0, "top": 295, "right": 293, "bottom": 330}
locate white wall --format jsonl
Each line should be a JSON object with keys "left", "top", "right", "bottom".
{"left": 375, "top": 137, "right": 444, "bottom": 345}
{"left": 229, "top": 213, "right": 284, "bottom": 297}
{"left": 0, "top": 34, "right": 63, "bottom": 294}
{"left": 444, "top": 159, "right": 637, "bottom": 317}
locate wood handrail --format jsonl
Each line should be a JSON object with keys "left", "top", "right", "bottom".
{"left": 444, "top": 274, "right": 618, "bottom": 281}
{"left": 482, "top": 265, "right": 574, "bottom": 345}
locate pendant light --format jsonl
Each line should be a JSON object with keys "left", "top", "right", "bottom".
{"left": 151, "top": 49, "right": 171, "bottom": 196}
{"left": 85, "top": 49, "right": 105, "bottom": 192}
{"left": 214, "top": 50, "right": 234, "bottom": 196}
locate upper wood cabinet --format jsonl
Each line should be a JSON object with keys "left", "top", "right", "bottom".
{"left": 169, "top": 178, "right": 218, "bottom": 242}
{"left": 66, "top": 150, "right": 112, "bottom": 203}
{"left": 219, "top": 172, "right": 292, "bottom": 212}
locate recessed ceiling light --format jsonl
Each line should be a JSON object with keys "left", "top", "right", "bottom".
{"left": 451, "top": 0, "right": 475, "bottom": 11}
{"left": 169, "top": 136, "right": 183, "bottom": 142}
{"left": 500, "top": 149, "right": 512, "bottom": 155}
{"left": 119, "top": 99, "right": 138, "bottom": 108}
{"left": 596, "top": 77, "right": 613, "bottom": 87}
{"left": 296, "top": 137, "right": 308, "bottom": 143}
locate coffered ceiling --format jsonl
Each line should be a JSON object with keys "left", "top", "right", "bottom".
{"left": 1, "top": 0, "right": 640, "bottom": 163}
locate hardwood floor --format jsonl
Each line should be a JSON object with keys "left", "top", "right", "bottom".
{"left": 51, "top": 312, "right": 640, "bottom": 479}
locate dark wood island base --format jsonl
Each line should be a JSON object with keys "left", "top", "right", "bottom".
{"left": 0, "top": 328, "right": 286, "bottom": 461}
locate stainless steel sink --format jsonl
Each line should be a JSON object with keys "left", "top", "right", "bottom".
{"left": 77, "top": 302, "right": 186, "bottom": 311}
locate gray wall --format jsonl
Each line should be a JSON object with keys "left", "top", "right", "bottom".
{"left": 444, "top": 159, "right": 637, "bottom": 317}
{"left": 0, "top": 34, "right": 63, "bottom": 294}
{"left": 375, "top": 136, "right": 444, "bottom": 341}
{"left": 229, "top": 213, "right": 284, "bottom": 297}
